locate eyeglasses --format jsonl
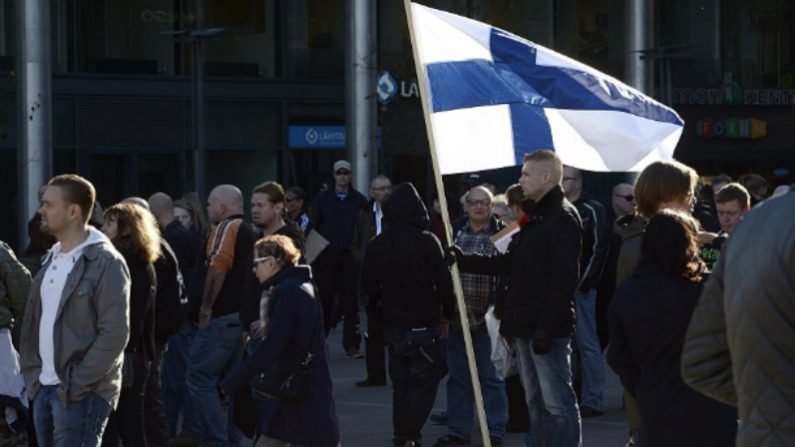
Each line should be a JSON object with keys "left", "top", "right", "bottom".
{"left": 252, "top": 256, "right": 275, "bottom": 268}
{"left": 371, "top": 186, "right": 391, "bottom": 192}
{"left": 614, "top": 194, "right": 635, "bottom": 202}
{"left": 335, "top": 170, "right": 351, "bottom": 176}
{"left": 465, "top": 199, "right": 491, "bottom": 207}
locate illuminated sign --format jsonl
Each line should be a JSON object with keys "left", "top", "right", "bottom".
{"left": 696, "top": 117, "right": 767, "bottom": 139}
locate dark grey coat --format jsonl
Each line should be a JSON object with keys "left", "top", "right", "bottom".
{"left": 682, "top": 188, "right": 795, "bottom": 447}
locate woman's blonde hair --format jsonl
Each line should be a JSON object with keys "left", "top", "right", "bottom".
{"left": 254, "top": 235, "right": 301, "bottom": 269}
{"left": 104, "top": 203, "right": 162, "bottom": 263}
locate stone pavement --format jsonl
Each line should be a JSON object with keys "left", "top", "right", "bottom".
{"left": 326, "top": 329, "right": 629, "bottom": 446}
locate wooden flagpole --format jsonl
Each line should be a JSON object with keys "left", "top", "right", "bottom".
{"left": 403, "top": 2, "right": 492, "bottom": 446}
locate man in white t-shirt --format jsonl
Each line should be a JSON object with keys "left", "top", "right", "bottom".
{"left": 19, "top": 174, "right": 130, "bottom": 447}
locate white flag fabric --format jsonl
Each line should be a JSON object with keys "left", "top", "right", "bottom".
{"left": 408, "top": 2, "right": 684, "bottom": 174}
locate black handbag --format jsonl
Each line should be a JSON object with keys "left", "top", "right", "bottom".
{"left": 249, "top": 294, "right": 321, "bottom": 402}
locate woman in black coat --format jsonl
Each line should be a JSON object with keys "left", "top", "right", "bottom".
{"left": 100, "top": 203, "right": 161, "bottom": 447}
{"left": 222, "top": 234, "right": 340, "bottom": 447}
{"left": 607, "top": 209, "right": 737, "bottom": 447}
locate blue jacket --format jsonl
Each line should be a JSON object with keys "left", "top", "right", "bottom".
{"left": 221, "top": 265, "right": 340, "bottom": 446}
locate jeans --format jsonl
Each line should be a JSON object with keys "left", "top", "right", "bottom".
{"left": 186, "top": 313, "right": 243, "bottom": 447}
{"left": 573, "top": 288, "right": 605, "bottom": 411}
{"left": 313, "top": 250, "right": 360, "bottom": 351}
{"left": 515, "top": 337, "right": 581, "bottom": 447}
{"left": 385, "top": 326, "right": 446, "bottom": 446}
{"left": 446, "top": 325, "right": 507, "bottom": 440}
{"left": 162, "top": 321, "right": 200, "bottom": 437}
{"left": 101, "top": 354, "right": 149, "bottom": 447}
{"left": 33, "top": 385, "right": 112, "bottom": 447}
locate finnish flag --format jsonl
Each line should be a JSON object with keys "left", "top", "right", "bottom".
{"left": 408, "top": 3, "right": 684, "bottom": 174}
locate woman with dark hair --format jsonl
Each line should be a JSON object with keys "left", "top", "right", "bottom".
{"left": 607, "top": 209, "right": 737, "bottom": 447}
{"left": 221, "top": 235, "right": 339, "bottom": 447}
{"left": 100, "top": 203, "right": 162, "bottom": 447}
{"left": 178, "top": 192, "right": 210, "bottom": 239}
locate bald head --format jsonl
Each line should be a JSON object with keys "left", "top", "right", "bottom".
{"left": 561, "top": 166, "right": 583, "bottom": 201}
{"left": 122, "top": 196, "right": 150, "bottom": 210}
{"left": 148, "top": 192, "right": 174, "bottom": 228}
{"left": 612, "top": 182, "right": 636, "bottom": 217}
{"left": 207, "top": 184, "right": 244, "bottom": 224}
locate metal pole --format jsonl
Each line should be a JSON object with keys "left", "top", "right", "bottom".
{"left": 625, "top": 0, "right": 654, "bottom": 93}
{"left": 191, "top": 0, "right": 206, "bottom": 200}
{"left": 345, "top": 0, "right": 375, "bottom": 193}
{"left": 16, "top": 0, "right": 53, "bottom": 249}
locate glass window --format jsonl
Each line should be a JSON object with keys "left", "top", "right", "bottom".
{"left": 284, "top": 0, "right": 345, "bottom": 80}
{"left": 722, "top": 0, "right": 795, "bottom": 89}
{"left": 74, "top": 0, "right": 179, "bottom": 75}
{"left": 205, "top": 100, "right": 281, "bottom": 149}
{"left": 202, "top": 0, "right": 276, "bottom": 78}
{"left": 0, "top": 0, "right": 13, "bottom": 72}
{"left": 659, "top": 0, "right": 721, "bottom": 88}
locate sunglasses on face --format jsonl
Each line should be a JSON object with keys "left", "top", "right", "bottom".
{"left": 335, "top": 170, "right": 351, "bottom": 176}
{"left": 614, "top": 194, "right": 635, "bottom": 202}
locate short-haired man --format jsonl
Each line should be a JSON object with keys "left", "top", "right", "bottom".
{"left": 701, "top": 183, "right": 751, "bottom": 270}
{"left": 436, "top": 185, "right": 508, "bottom": 446}
{"left": 312, "top": 160, "right": 368, "bottom": 358}
{"left": 242, "top": 181, "right": 306, "bottom": 340}
{"left": 352, "top": 175, "right": 392, "bottom": 387}
{"left": 187, "top": 184, "right": 255, "bottom": 446}
{"left": 20, "top": 174, "right": 130, "bottom": 446}
{"left": 454, "top": 150, "right": 583, "bottom": 447}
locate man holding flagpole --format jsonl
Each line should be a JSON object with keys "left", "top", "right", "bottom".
{"left": 452, "top": 151, "right": 583, "bottom": 447}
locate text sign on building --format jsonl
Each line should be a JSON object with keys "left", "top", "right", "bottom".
{"left": 288, "top": 126, "right": 382, "bottom": 149}
{"left": 289, "top": 126, "right": 346, "bottom": 149}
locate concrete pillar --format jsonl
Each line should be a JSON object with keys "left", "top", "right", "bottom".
{"left": 16, "top": 0, "right": 53, "bottom": 248}
{"left": 345, "top": 0, "right": 376, "bottom": 193}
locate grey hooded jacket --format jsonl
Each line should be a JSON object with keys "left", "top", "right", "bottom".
{"left": 682, "top": 188, "right": 795, "bottom": 447}
{"left": 19, "top": 228, "right": 130, "bottom": 409}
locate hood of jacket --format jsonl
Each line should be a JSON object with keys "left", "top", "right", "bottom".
{"left": 44, "top": 226, "right": 113, "bottom": 265}
{"left": 383, "top": 182, "right": 429, "bottom": 230}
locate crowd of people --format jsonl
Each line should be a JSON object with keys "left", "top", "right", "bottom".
{"left": 0, "top": 152, "right": 792, "bottom": 447}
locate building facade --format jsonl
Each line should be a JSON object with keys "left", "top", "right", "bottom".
{"left": 1, "top": 0, "right": 794, "bottom": 247}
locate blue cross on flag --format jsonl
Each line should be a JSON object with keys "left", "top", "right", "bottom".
{"left": 408, "top": 2, "right": 684, "bottom": 174}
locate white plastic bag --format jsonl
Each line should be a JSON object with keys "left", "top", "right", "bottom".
{"left": 485, "top": 306, "right": 517, "bottom": 379}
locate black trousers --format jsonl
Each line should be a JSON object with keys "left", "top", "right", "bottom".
{"left": 144, "top": 340, "right": 170, "bottom": 447}
{"left": 313, "top": 249, "right": 360, "bottom": 350}
{"left": 364, "top": 306, "right": 387, "bottom": 382}
{"left": 102, "top": 355, "right": 149, "bottom": 447}
{"left": 385, "top": 326, "right": 446, "bottom": 446}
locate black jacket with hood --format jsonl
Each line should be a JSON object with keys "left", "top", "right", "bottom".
{"left": 457, "top": 186, "right": 582, "bottom": 339}
{"left": 361, "top": 183, "right": 455, "bottom": 329}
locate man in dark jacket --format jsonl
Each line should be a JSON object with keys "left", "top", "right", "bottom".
{"left": 352, "top": 175, "right": 392, "bottom": 387}
{"left": 362, "top": 182, "right": 455, "bottom": 447}
{"left": 454, "top": 150, "right": 583, "bottom": 447}
{"left": 312, "top": 160, "right": 368, "bottom": 357}
{"left": 682, "top": 186, "right": 795, "bottom": 447}
{"left": 561, "top": 166, "right": 609, "bottom": 417}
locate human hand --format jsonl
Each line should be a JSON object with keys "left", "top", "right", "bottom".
{"left": 445, "top": 245, "right": 464, "bottom": 267}
{"left": 198, "top": 306, "right": 212, "bottom": 329}
{"left": 697, "top": 231, "right": 718, "bottom": 245}
{"left": 249, "top": 320, "right": 267, "bottom": 340}
{"left": 532, "top": 335, "right": 551, "bottom": 355}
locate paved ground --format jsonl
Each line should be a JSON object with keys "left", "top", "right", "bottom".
{"left": 326, "top": 329, "right": 629, "bottom": 447}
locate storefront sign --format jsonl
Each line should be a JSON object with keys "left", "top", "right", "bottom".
{"left": 376, "top": 71, "right": 419, "bottom": 105}
{"left": 696, "top": 117, "right": 767, "bottom": 139}
{"left": 674, "top": 88, "right": 795, "bottom": 106}
{"left": 288, "top": 126, "right": 382, "bottom": 149}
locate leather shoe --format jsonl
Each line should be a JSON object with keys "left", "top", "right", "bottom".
{"left": 434, "top": 434, "right": 469, "bottom": 446}
{"left": 580, "top": 405, "right": 603, "bottom": 418}
{"left": 355, "top": 378, "right": 386, "bottom": 387}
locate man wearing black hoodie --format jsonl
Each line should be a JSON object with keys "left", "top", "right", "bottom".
{"left": 453, "top": 151, "right": 583, "bottom": 447}
{"left": 362, "top": 182, "right": 456, "bottom": 447}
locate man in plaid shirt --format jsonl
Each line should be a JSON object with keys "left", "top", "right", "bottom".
{"left": 436, "top": 186, "right": 508, "bottom": 446}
